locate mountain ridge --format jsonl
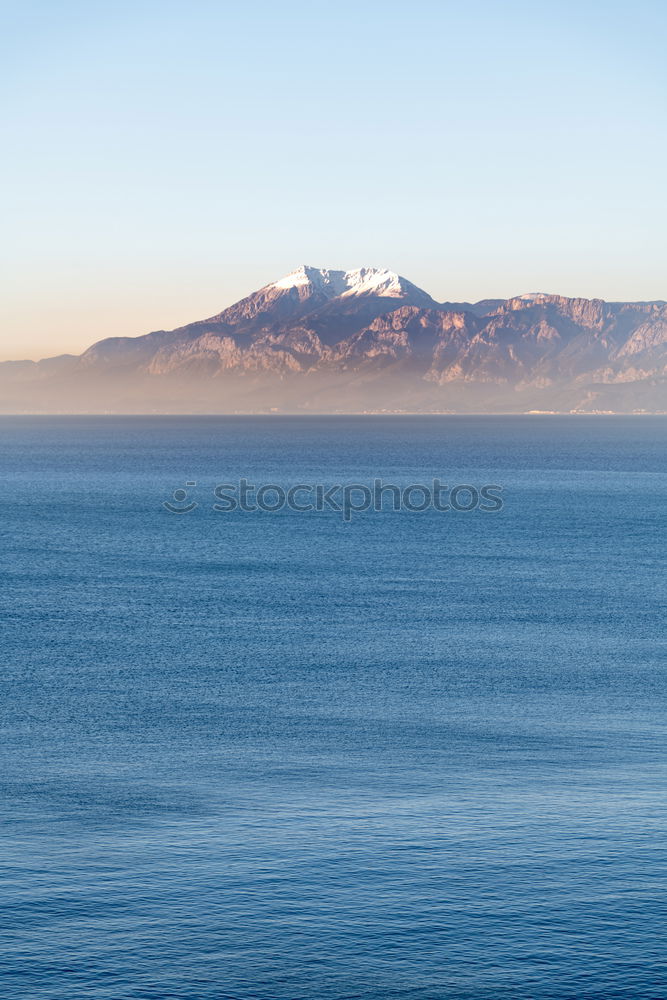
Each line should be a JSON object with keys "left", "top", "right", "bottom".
{"left": 2, "top": 266, "right": 666, "bottom": 413}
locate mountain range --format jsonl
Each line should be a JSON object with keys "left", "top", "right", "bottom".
{"left": 2, "top": 265, "right": 666, "bottom": 413}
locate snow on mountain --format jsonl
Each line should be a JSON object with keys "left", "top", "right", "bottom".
{"left": 341, "top": 267, "right": 411, "bottom": 298}
{"left": 269, "top": 265, "right": 419, "bottom": 300}
{"left": 270, "top": 266, "right": 347, "bottom": 294}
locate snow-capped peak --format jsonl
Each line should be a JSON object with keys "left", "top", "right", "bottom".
{"left": 271, "top": 265, "right": 344, "bottom": 292}
{"left": 341, "top": 267, "right": 407, "bottom": 298}
{"left": 270, "top": 265, "right": 410, "bottom": 299}
{"left": 517, "top": 292, "right": 551, "bottom": 302}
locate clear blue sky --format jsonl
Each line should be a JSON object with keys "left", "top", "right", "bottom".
{"left": 2, "top": 0, "right": 666, "bottom": 359}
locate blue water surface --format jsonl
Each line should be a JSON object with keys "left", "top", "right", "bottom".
{"left": 1, "top": 416, "right": 666, "bottom": 1000}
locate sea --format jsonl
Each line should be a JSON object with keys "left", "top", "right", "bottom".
{"left": 1, "top": 415, "right": 666, "bottom": 1000}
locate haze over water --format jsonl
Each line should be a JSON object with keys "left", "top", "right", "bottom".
{"left": 2, "top": 416, "right": 666, "bottom": 1000}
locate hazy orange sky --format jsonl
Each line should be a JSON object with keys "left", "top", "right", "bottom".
{"left": 3, "top": 0, "right": 666, "bottom": 360}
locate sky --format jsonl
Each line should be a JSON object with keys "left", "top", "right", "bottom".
{"left": 1, "top": 0, "right": 666, "bottom": 360}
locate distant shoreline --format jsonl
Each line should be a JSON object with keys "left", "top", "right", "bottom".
{"left": 1, "top": 411, "right": 665, "bottom": 419}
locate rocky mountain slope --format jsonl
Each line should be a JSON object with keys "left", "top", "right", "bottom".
{"left": 2, "top": 266, "right": 666, "bottom": 412}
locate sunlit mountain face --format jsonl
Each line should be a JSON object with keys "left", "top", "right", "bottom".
{"left": 2, "top": 267, "right": 666, "bottom": 412}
